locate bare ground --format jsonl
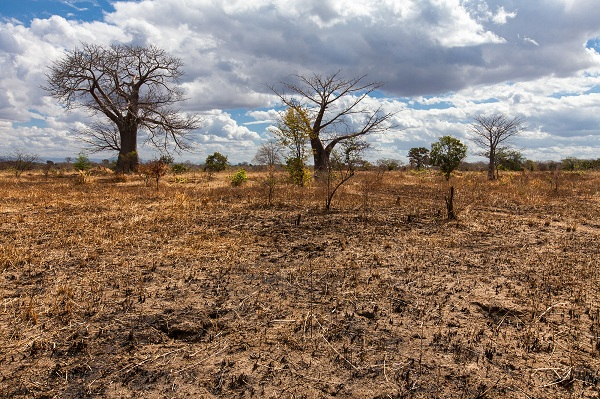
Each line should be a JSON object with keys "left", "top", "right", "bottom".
{"left": 1, "top": 170, "right": 600, "bottom": 398}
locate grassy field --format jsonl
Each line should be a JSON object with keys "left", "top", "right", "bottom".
{"left": 1, "top": 168, "right": 599, "bottom": 398}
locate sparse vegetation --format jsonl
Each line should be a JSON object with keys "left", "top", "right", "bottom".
{"left": 1, "top": 168, "right": 599, "bottom": 398}
{"left": 325, "top": 138, "right": 369, "bottom": 210}
{"left": 138, "top": 159, "right": 170, "bottom": 191}
{"left": 377, "top": 158, "right": 403, "bottom": 171}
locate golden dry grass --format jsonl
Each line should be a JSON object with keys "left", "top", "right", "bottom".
{"left": 1, "top": 169, "right": 599, "bottom": 398}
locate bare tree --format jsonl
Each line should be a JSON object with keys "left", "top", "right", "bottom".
{"left": 270, "top": 71, "right": 396, "bottom": 175}
{"left": 44, "top": 43, "right": 202, "bottom": 173}
{"left": 253, "top": 140, "right": 282, "bottom": 168}
{"left": 325, "top": 137, "right": 370, "bottom": 210}
{"left": 253, "top": 141, "right": 282, "bottom": 206}
{"left": 470, "top": 114, "right": 525, "bottom": 180}
{"left": 8, "top": 150, "right": 39, "bottom": 178}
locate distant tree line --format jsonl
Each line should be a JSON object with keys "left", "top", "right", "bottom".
{"left": 28, "top": 41, "right": 597, "bottom": 186}
{"left": 2, "top": 149, "right": 600, "bottom": 177}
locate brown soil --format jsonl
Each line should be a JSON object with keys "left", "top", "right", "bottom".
{"left": 1, "top": 170, "right": 599, "bottom": 398}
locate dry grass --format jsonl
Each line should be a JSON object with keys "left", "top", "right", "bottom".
{"left": 1, "top": 169, "right": 599, "bottom": 398}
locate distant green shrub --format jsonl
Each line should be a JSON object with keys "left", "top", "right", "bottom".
{"left": 73, "top": 152, "right": 93, "bottom": 171}
{"left": 171, "top": 163, "right": 188, "bottom": 174}
{"left": 230, "top": 168, "right": 248, "bottom": 187}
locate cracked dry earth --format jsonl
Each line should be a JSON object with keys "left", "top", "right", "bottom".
{"left": 1, "top": 170, "right": 600, "bottom": 398}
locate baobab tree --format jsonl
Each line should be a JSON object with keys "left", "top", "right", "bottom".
{"left": 470, "top": 114, "right": 525, "bottom": 180}
{"left": 44, "top": 43, "right": 201, "bottom": 173}
{"left": 270, "top": 71, "right": 396, "bottom": 174}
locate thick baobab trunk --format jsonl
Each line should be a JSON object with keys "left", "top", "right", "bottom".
{"left": 488, "top": 153, "right": 496, "bottom": 180}
{"left": 311, "top": 137, "right": 330, "bottom": 176}
{"left": 116, "top": 124, "right": 139, "bottom": 173}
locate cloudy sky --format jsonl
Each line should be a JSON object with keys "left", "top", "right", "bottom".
{"left": 1, "top": 0, "right": 599, "bottom": 163}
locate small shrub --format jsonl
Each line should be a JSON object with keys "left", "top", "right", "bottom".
{"left": 230, "top": 168, "right": 248, "bottom": 186}
{"left": 138, "top": 160, "right": 170, "bottom": 191}
{"left": 42, "top": 161, "right": 55, "bottom": 179}
{"left": 174, "top": 176, "right": 187, "bottom": 184}
{"left": 285, "top": 157, "right": 311, "bottom": 186}
{"left": 112, "top": 173, "right": 129, "bottom": 183}
{"left": 171, "top": 163, "right": 188, "bottom": 174}
{"left": 73, "top": 152, "right": 93, "bottom": 171}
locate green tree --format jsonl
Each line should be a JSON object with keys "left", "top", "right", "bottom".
{"left": 408, "top": 147, "right": 430, "bottom": 170}
{"left": 159, "top": 155, "right": 175, "bottom": 165}
{"left": 376, "top": 158, "right": 402, "bottom": 171}
{"left": 204, "top": 152, "right": 228, "bottom": 174}
{"left": 44, "top": 43, "right": 201, "bottom": 173}
{"left": 430, "top": 136, "right": 468, "bottom": 181}
{"left": 496, "top": 148, "right": 525, "bottom": 173}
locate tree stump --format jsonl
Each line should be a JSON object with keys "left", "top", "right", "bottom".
{"left": 445, "top": 186, "right": 456, "bottom": 220}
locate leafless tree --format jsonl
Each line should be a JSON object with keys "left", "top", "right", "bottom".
{"left": 269, "top": 71, "right": 396, "bottom": 175}
{"left": 470, "top": 114, "right": 526, "bottom": 180}
{"left": 325, "top": 137, "right": 370, "bottom": 210}
{"left": 253, "top": 141, "right": 282, "bottom": 206}
{"left": 253, "top": 140, "right": 282, "bottom": 168}
{"left": 8, "top": 150, "right": 39, "bottom": 178}
{"left": 44, "top": 43, "right": 202, "bottom": 173}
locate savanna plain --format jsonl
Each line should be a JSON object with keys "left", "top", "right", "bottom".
{"left": 1, "top": 168, "right": 600, "bottom": 398}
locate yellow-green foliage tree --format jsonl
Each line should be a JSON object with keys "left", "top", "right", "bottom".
{"left": 271, "top": 107, "right": 312, "bottom": 186}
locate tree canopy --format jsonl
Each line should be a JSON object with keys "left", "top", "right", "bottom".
{"left": 204, "top": 152, "right": 228, "bottom": 173}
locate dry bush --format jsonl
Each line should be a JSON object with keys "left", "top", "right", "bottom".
{"left": 138, "top": 160, "right": 170, "bottom": 191}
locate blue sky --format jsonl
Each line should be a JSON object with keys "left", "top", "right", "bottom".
{"left": 1, "top": 0, "right": 600, "bottom": 163}
{"left": 0, "top": 0, "right": 112, "bottom": 23}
